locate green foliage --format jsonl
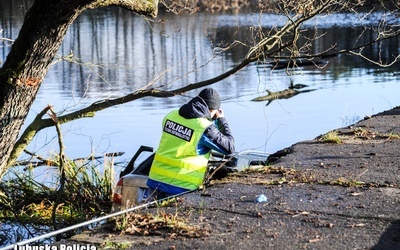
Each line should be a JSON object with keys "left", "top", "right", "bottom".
{"left": 102, "top": 241, "right": 131, "bottom": 250}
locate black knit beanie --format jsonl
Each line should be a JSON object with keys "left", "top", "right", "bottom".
{"left": 198, "top": 88, "right": 221, "bottom": 110}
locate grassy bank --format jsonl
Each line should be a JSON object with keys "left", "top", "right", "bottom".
{"left": 0, "top": 155, "right": 115, "bottom": 246}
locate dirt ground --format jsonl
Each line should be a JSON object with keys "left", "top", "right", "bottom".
{"left": 65, "top": 107, "right": 400, "bottom": 250}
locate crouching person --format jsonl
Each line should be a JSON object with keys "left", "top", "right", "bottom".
{"left": 146, "top": 88, "right": 235, "bottom": 200}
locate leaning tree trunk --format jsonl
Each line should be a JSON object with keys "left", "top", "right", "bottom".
{"left": 0, "top": 0, "right": 158, "bottom": 179}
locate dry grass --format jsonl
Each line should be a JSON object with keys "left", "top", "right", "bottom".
{"left": 117, "top": 211, "right": 210, "bottom": 238}
{"left": 318, "top": 130, "right": 343, "bottom": 144}
{"left": 0, "top": 155, "right": 114, "bottom": 226}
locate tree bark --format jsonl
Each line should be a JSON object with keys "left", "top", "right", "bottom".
{"left": 0, "top": 0, "right": 158, "bottom": 179}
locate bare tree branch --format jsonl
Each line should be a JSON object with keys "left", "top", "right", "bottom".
{"left": 48, "top": 107, "right": 67, "bottom": 235}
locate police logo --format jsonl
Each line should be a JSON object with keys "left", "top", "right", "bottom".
{"left": 164, "top": 120, "right": 194, "bottom": 142}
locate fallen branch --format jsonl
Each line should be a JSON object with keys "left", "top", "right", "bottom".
{"left": 15, "top": 150, "right": 125, "bottom": 170}
{"left": 252, "top": 88, "right": 315, "bottom": 105}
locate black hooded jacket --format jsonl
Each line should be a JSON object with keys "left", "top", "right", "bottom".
{"left": 178, "top": 96, "right": 235, "bottom": 155}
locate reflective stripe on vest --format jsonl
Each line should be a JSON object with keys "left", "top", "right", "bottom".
{"left": 149, "top": 110, "right": 212, "bottom": 190}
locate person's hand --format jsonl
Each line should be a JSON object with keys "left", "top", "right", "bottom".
{"left": 215, "top": 109, "right": 224, "bottom": 118}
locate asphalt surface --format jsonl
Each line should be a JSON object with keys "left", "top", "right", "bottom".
{"left": 66, "top": 106, "right": 400, "bottom": 250}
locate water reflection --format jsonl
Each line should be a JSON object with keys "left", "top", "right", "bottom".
{"left": 59, "top": 9, "right": 400, "bottom": 99}
{"left": 61, "top": 9, "right": 235, "bottom": 99}
{"left": 2, "top": 3, "right": 399, "bottom": 99}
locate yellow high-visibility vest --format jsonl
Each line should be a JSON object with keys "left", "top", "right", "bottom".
{"left": 148, "top": 110, "right": 212, "bottom": 190}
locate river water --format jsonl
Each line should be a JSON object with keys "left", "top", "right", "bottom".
{"left": 1, "top": 3, "right": 400, "bottom": 175}
{"left": 1, "top": 1, "right": 400, "bottom": 247}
